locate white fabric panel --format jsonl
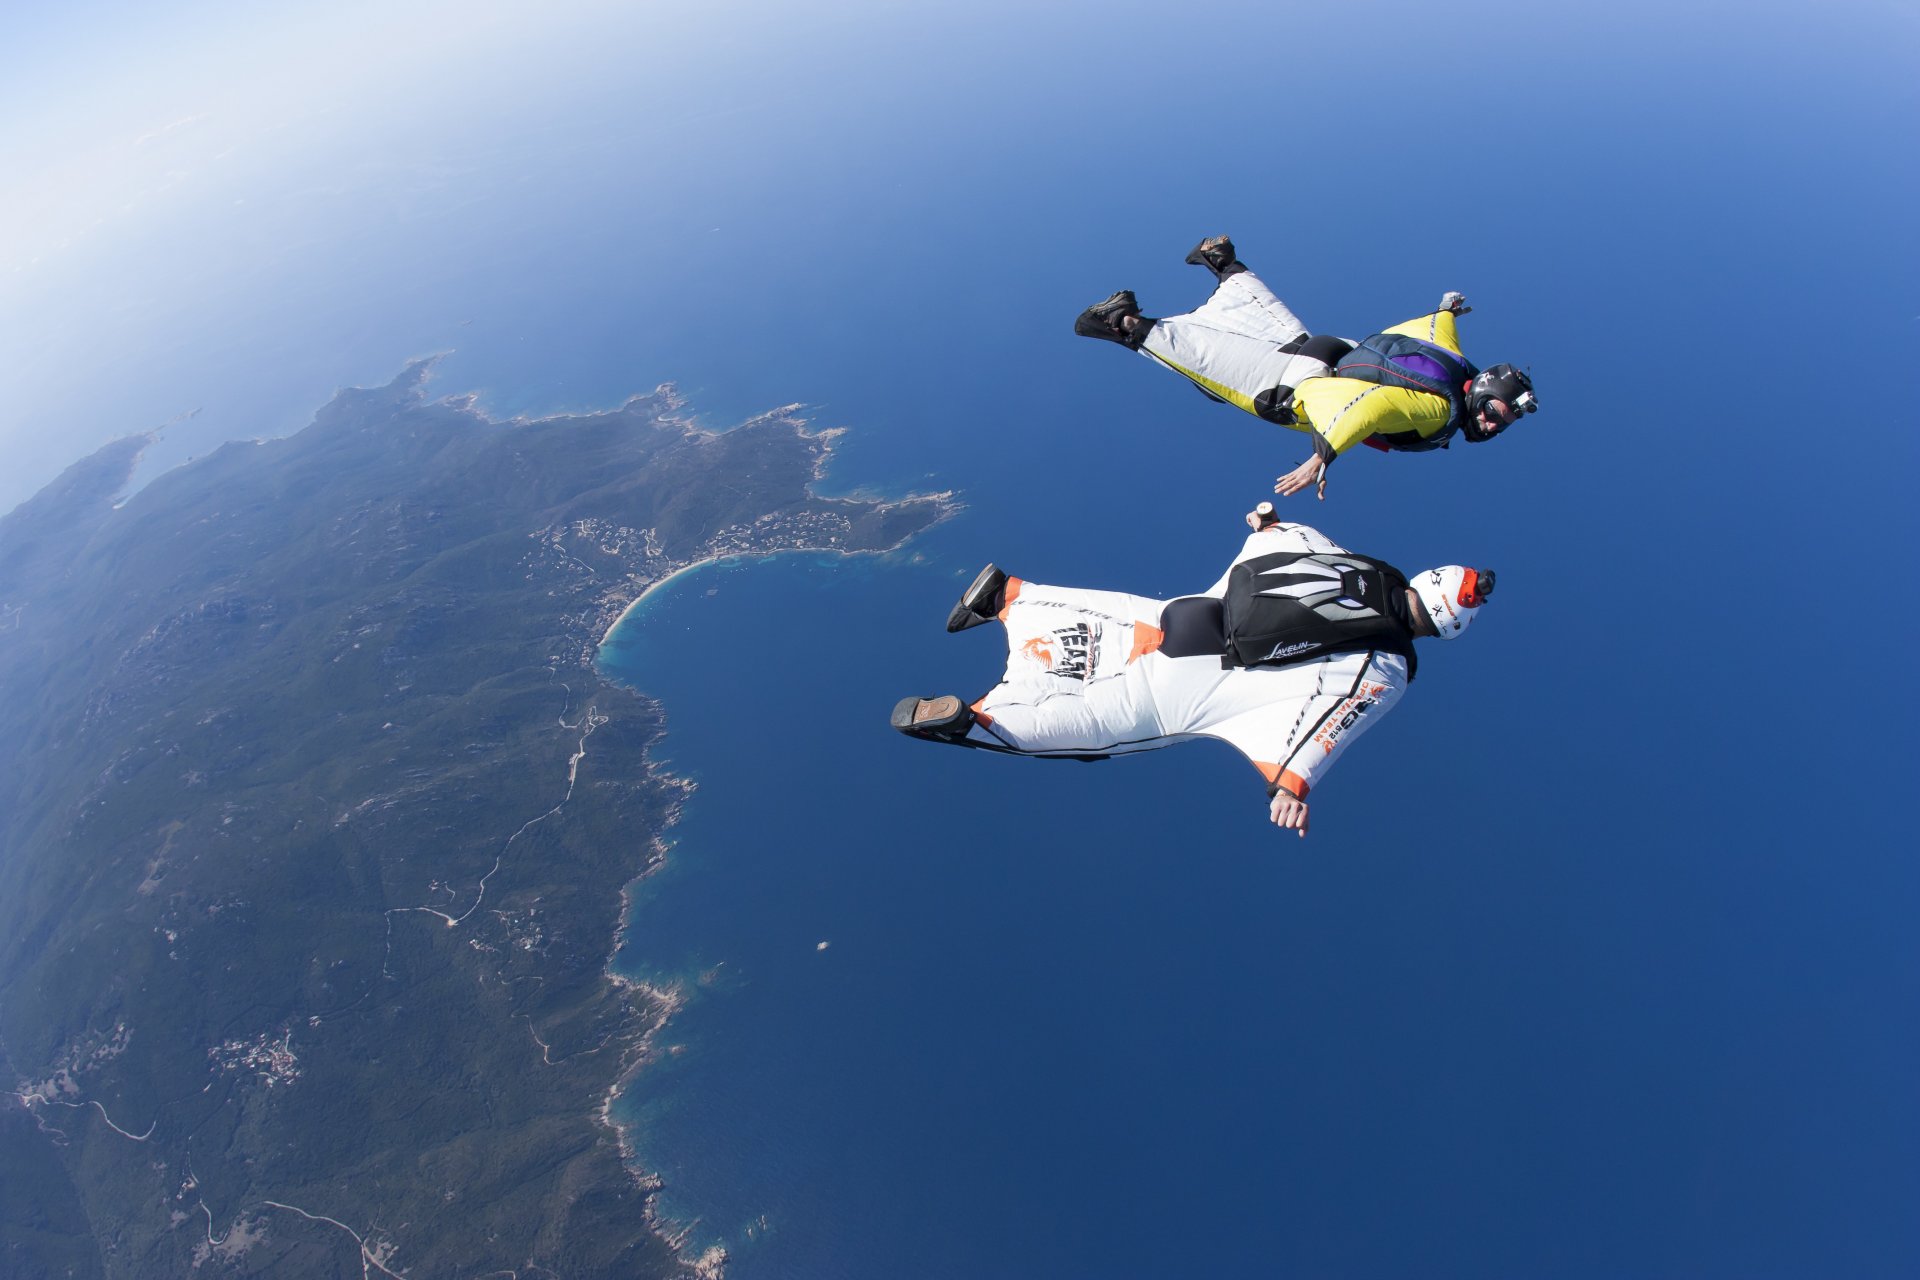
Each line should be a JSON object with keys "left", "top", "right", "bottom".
{"left": 1137, "top": 269, "right": 1330, "bottom": 405}
{"left": 1178, "top": 270, "right": 1310, "bottom": 344}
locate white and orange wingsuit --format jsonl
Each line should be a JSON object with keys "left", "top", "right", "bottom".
{"left": 960, "top": 522, "right": 1409, "bottom": 804}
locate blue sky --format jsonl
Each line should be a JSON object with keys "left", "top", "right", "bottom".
{"left": 4, "top": 1, "right": 1918, "bottom": 1274}
{"left": 4, "top": 0, "right": 1915, "bottom": 511}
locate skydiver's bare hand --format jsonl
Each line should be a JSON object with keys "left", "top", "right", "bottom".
{"left": 1245, "top": 501, "right": 1279, "bottom": 532}
{"left": 1269, "top": 791, "right": 1310, "bottom": 837}
{"left": 1274, "top": 456, "right": 1326, "bottom": 499}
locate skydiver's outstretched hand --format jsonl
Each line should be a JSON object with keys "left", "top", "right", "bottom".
{"left": 1274, "top": 456, "right": 1328, "bottom": 501}
{"left": 1269, "top": 790, "right": 1310, "bottom": 838}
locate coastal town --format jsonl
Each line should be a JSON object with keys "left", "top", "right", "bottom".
{"left": 530, "top": 495, "right": 956, "bottom": 666}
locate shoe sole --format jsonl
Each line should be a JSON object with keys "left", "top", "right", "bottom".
{"left": 890, "top": 695, "right": 969, "bottom": 737}
{"left": 1077, "top": 289, "right": 1138, "bottom": 323}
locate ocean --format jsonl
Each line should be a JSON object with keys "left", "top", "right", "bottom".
{"left": 598, "top": 543, "right": 1331, "bottom": 1278}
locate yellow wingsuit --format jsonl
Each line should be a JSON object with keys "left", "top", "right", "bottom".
{"left": 1289, "top": 309, "right": 1463, "bottom": 458}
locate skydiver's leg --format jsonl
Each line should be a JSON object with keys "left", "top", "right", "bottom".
{"left": 891, "top": 694, "right": 975, "bottom": 739}
{"left": 964, "top": 664, "right": 1165, "bottom": 757}
{"left": 1077, "top": 270, "right": 1305, "bottom": 354}
{"left": 896, "top": 578, "right": 1166, "bottom": 750}
{"left": 1073, "top": 290, "right": 1152, "bottom": 350}
{"left": 1136, "top": 325, "right": 1321, "bottom": 421}
{"left": 1165, "top": 268, "right": 1309, "bottom": 346}
{"left": 1137, "top": 325, "right": 1331, "bottom": 424}
{"left": 1185, "top": 234, "right": 1247, "bottom": 282}
{"left": 994, "top": 579, "right": 1166, "bottom": 680}
{"left": 946, "top": 563, "right": 1008, "bottom": 633}
{"left": 954, "top": 579, "right": 1170, "bottom": 754}
{"left": 1128, "top": 266, "right": 1335, "bottom": 422}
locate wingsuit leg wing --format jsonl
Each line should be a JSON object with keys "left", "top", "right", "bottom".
{"left": 1136, "top": 269, "right": 1335, "bottom": 422}
{"left": 960, "top": 579, "right": 1175, "bottom": 758}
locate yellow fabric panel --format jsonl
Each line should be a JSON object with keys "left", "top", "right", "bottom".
{"left": 1381, "top": 309, "right": 1463, "bottom": 355}
{"left": 1293, "top": 377, "right": 1451, "bottom": 455}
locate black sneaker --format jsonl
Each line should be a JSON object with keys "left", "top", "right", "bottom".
{"left": 1184, "top": 235, "right": 1245, "bottom": 281}
{"left": 945, "top": 563, "right": 1007, "bottom": 632}
{"left": 1073, "top": 290, "right": 1152, "bottom": 349}
{"left": 890, "top": 695, "right": 974, "bottom": 740}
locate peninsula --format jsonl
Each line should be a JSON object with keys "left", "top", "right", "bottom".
{"left": 0, "top": 362, "right": 954, "bottom": 1277}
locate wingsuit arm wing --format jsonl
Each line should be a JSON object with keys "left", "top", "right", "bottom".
{"left": 1382, "top": 308, "right": 1465, "bottom": 354}
{"left": 1291, "top": 381, "right": 1451, "bottom": 458}
{"left": 1200, "top": 652, "right": 1409, "bottom": 809}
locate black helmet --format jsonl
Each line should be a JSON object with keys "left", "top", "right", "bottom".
{"left": 1468, "top": 364, "right": 1538, "bottom": 421}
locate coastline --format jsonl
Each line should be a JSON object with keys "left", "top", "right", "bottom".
{"left": 596, "top": 525, "right": 946, "bottom": 651}
{"left": 596, "top": 552, "right": 754, "bottom": 646}
{"left": 0, "top": 366, "right": 958, "bottom": 1278}
{"left": 580, "top": 410, "right": 960, "bottom": 1273}
{"left": 593, "top": 545, "right": 956, "bottom": 1273}
{"left": 580, "top": 398, "right": 957, "bottom": 652}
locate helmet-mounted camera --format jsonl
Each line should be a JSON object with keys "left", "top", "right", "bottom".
{"left": 1468, "top": 364, "right": 1538, "bottom": 420}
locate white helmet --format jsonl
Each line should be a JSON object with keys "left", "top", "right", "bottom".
{"left": 1413, "top": 566, "right": 1493, "bottom": 639}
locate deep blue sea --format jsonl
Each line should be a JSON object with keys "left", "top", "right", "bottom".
{"left": 590, "top": 287, "right": 1918, "bottom": 1277}
{"left": 598, "top": 543, "right": 1352, "bottom": 1278}
{"left": 593, "top": 112, "right": 1920, "bottom": 1267}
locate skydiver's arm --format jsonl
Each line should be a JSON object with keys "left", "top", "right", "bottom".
{"left": 1205, "top": 653, "right": 1410, "bottom": 834}
{"left": 1268, "top": 657, "right": 1408, "bottom": 801}
{"left": 1279, "top": 299, "right": 1465, "bottom": 488}
{"left": 1381, "top": 308, "right": 1465, "bottom": 355}
{"left": 1290, "top": 381, "right": 1451, "bottom": 461}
